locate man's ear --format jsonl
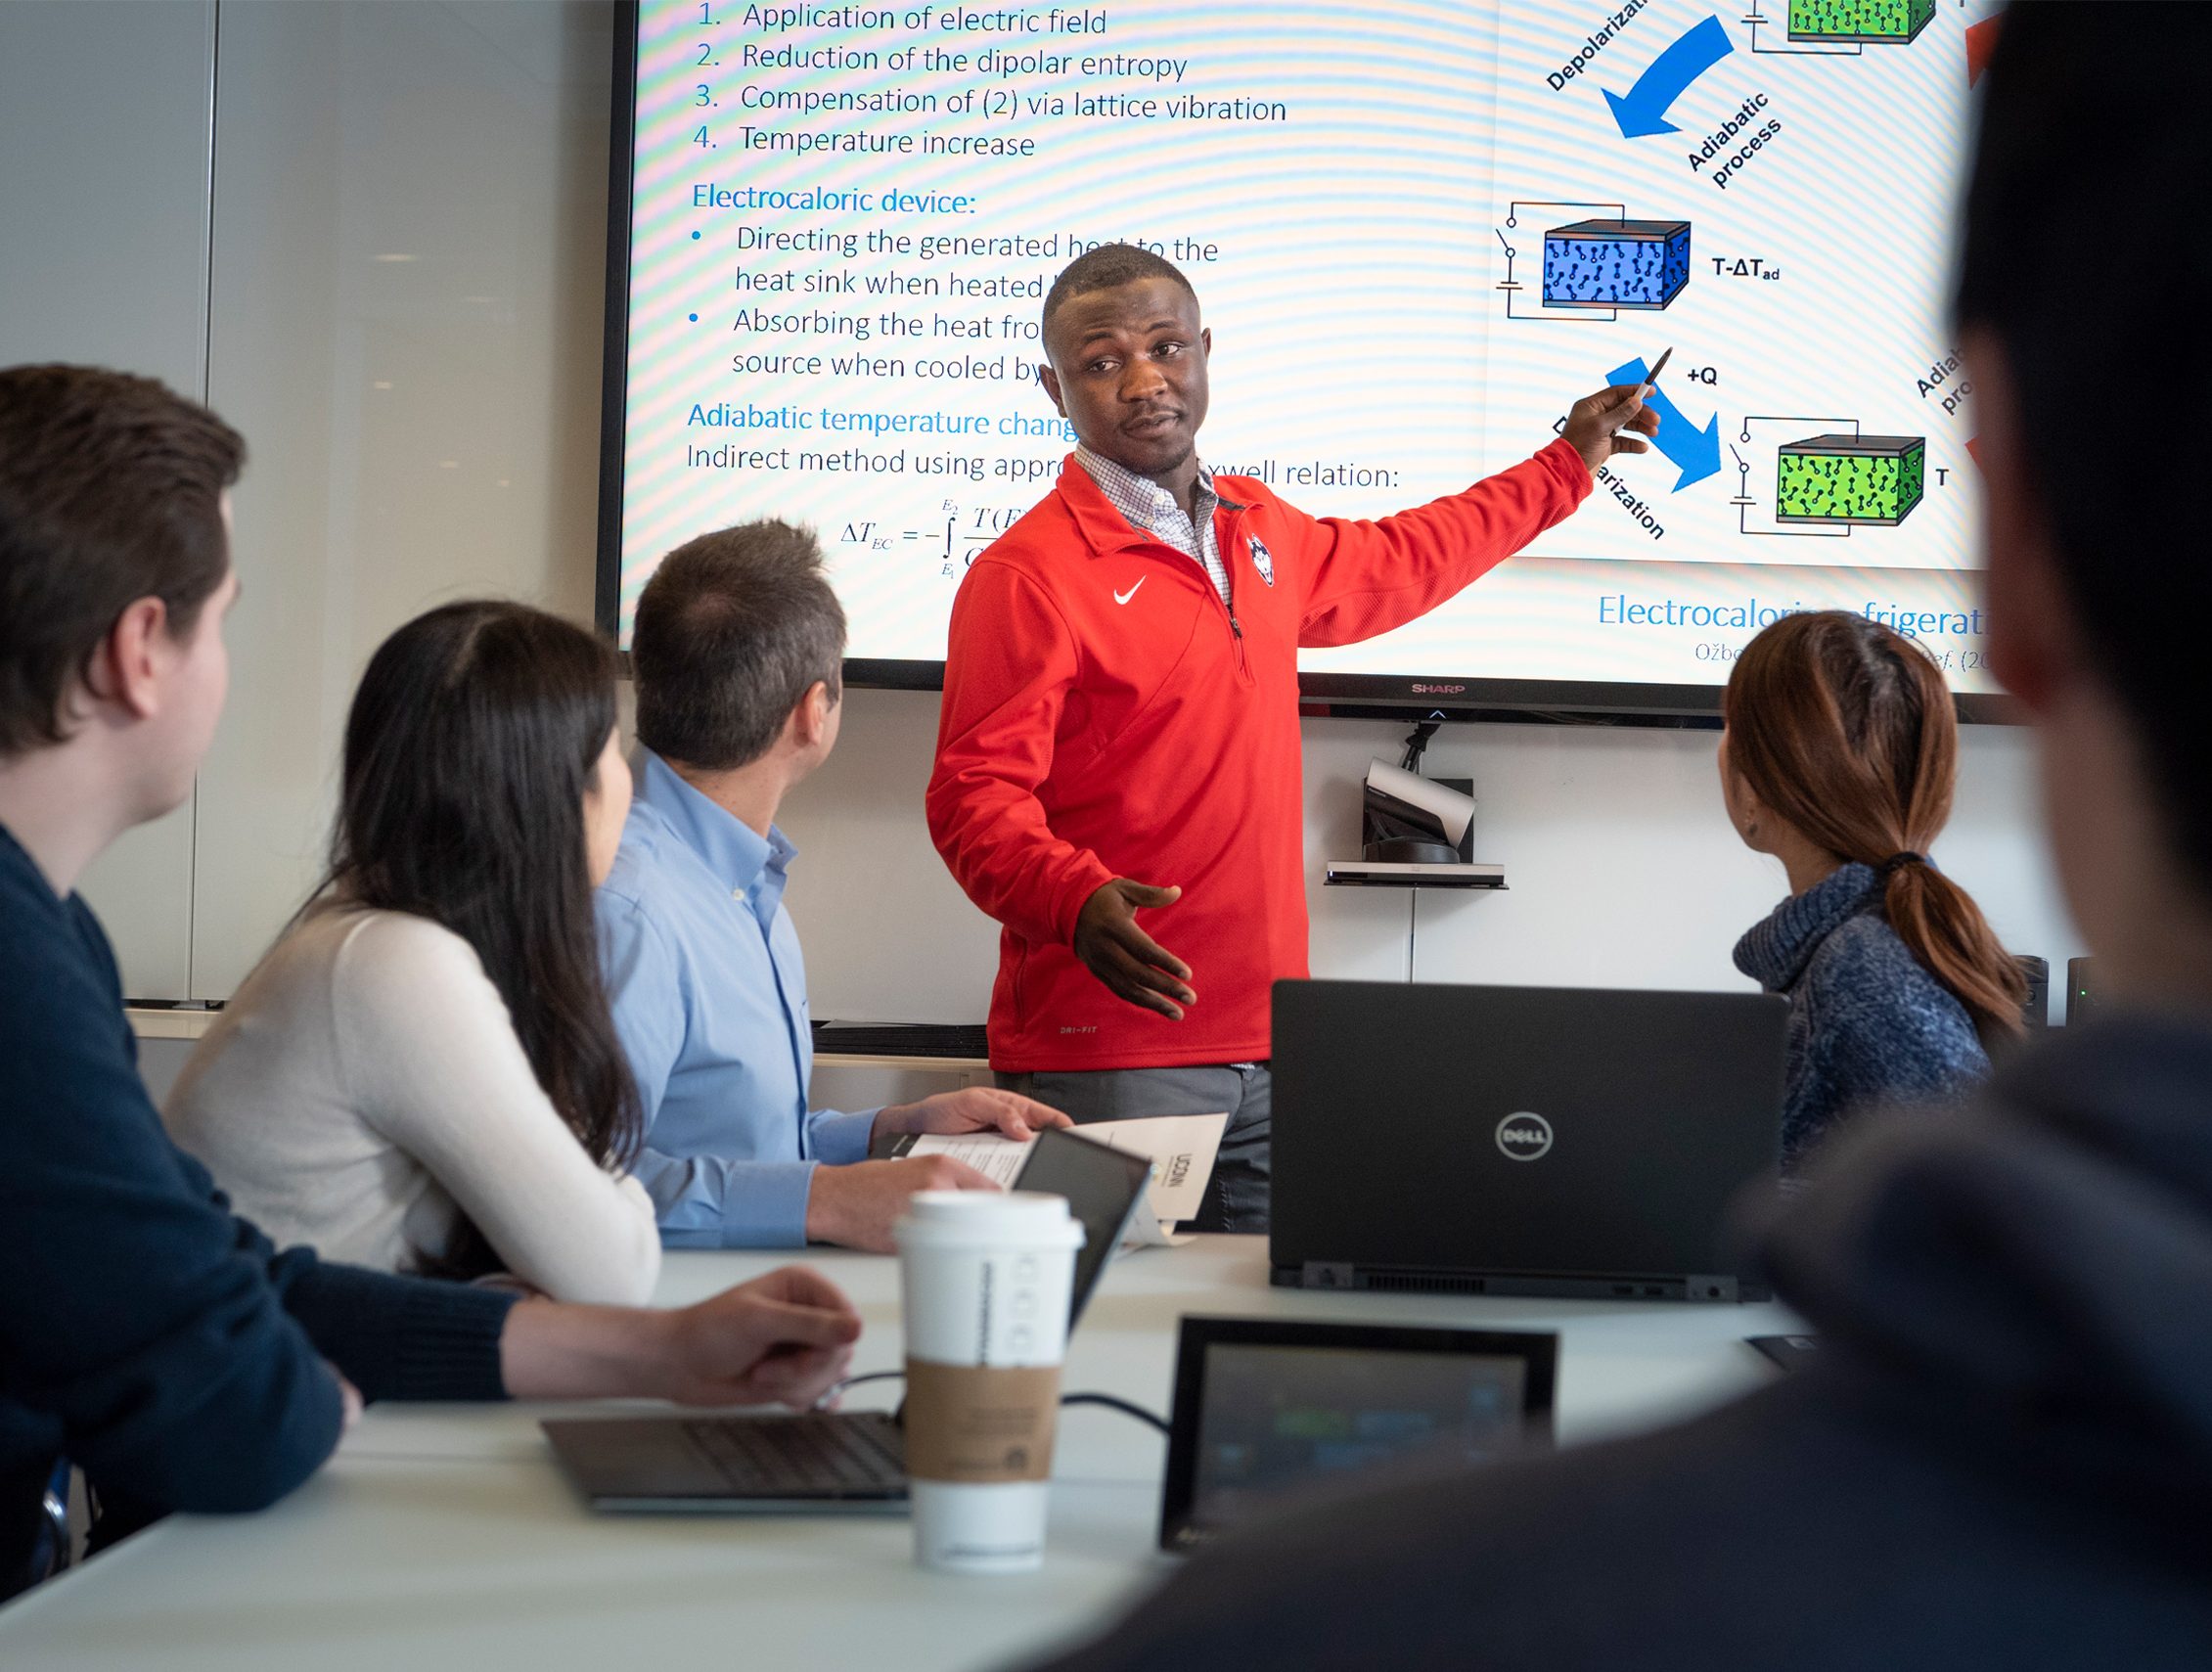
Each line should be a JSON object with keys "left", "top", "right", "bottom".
{"left": 1199, "top": 325, "right": 1211, "bottom": 359}
{"left": 789, "top": 680, "right": 833, "bottom": 751}
{"left": 1038, "top": 363, "right": 1065, "bottom": 416}
{"left": 78, "top": 596, "right": 172, "bottom": 722}
{"left": 1964, "top": 327, "right": 2075, "bottom": 715}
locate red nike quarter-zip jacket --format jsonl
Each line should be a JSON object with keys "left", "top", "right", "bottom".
{"left": 926, "top": 438, "right": 1593, "bottom": 1072}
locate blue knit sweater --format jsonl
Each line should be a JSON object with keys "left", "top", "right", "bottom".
{"left": 0, "top": 825, "right": 519, "bottom": 1600}
{"left": 1734, "top": 862, "right": 1991, "bottom": 1175}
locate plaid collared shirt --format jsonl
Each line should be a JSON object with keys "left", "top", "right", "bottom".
{"left": 1073, "top": 444, "right": 1232, "bottom": 608}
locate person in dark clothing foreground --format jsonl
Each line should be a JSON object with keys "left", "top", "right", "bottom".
{"left": 0, "top": 365, "right": 862, "bottom": 1603}
{"left": 1030, "top": 9, "right": 2212, "bottom": 1669}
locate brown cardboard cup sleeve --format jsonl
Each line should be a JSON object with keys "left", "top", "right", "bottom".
{"left": 902, "top": 1360, "right": 1063, "bottom": 1484}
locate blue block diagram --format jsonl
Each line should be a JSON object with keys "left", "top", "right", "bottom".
{"left": 1494, "top": 201, "right": 1692, "bottom": 321}
{"left": 1542, "top": 218, "right": 1691, "bottom": 310}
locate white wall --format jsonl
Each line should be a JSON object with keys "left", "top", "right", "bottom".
{"left": 1, "top": 0, "right": 614, "bottom": 997}
{"left": 777, "top": 689, "right": 2081, "bottom": 1026}
{"left": 0, "top": 0, "right": 218, "bottom": 997}
{"left": 192, "top": 0, "right": 614, "bottom": 996}
{"left": 5, "top": 2, "right": 2084, "bottom": 1018}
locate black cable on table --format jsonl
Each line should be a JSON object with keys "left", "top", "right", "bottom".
{"left": 1058, "top": 1392, "right": 1170, "bottom": 1434}
{"left": 819, "top": 1371, "right": 1170, "bottom": 1435}
{"left": 833, "top": 1371, "right": 907, "bottom": 1393}
{"left": 813, "top": 1369, "right": 907, "bottom": 1413}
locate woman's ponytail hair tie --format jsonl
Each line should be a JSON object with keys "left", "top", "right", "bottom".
{"left": 1878, "top": 850, "right": 1929, "bottom": 876}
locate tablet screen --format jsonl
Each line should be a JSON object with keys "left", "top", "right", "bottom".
{"left": 1161, "top": 1321, "right": 1555, "bottom": 1548}
{"left": 1013, "top": 1126, "right": 1151, "bottom": 1327}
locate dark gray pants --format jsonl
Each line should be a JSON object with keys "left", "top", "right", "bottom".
{"left": 995, "top": 1062, "right": 1271, "bottom": 1234}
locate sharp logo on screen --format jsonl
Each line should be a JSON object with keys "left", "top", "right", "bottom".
{"left": 1495, "top": 1112, "right": 1553, "bottom": 1161}
{"left": 1412, "top": 684, "right": 1468, "bottom": 695}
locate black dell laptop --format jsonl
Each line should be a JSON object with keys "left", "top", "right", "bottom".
{"left": 1269, "top": 980, "right": 1788, "bottom": 1302}
{"left": 543, "top": 1125, "right": 1152, "bottom": 1514}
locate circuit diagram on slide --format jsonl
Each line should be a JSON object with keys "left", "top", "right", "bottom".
{"left": 1488, "top": 0, "right": 1968, "bottom": 553}
{"left": 1745, "top": 0, "right": 1933, "bottom": 56}
{"left": 1497, "top": 201, "right": 1696, "bottom": 320}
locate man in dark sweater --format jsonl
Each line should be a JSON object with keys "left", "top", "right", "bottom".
{"left": 0, "top": 366, "right": 865, "bottom": 1602}
{"left": 1031, "top": 9, "right": 2212, "bottom": 1669}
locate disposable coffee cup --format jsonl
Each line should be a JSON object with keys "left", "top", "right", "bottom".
{"left": 894, "top": 1190, "right": 1085, "bottom": 1574}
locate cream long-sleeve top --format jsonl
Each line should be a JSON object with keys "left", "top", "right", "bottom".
{"left": 163, "top": 904, "right": 660, "bottom": 1305}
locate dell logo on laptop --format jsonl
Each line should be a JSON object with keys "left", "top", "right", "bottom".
{"left": 1496, "top": 1112, "right": 1553, "bottom": 1161}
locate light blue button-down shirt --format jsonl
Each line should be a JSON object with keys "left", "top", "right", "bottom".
{"left": 595, "top": 749, "right": 877, "bottom": 1247}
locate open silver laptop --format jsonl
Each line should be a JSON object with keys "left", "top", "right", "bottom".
{"left": 543, "top": 1125, "right": 1151, "bottom": 1513}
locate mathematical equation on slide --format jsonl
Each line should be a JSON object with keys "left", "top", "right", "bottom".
{"left": 841, "top": 500, "right": 1027, "bottom": 572}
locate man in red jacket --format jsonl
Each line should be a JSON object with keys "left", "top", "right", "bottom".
{"left": 925, "top": 245, "right": 1653, "bottom": 1230}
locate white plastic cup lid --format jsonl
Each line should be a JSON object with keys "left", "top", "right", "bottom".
{"left": 894, "top": 1190, "right": 1085, "bottom": 1251}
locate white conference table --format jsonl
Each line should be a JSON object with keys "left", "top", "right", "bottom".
{"left": 0, "top": 1239, "right": 1795, "bottom": 1671}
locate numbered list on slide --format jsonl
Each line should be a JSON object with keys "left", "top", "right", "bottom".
{"left": 621, "top": 0, "right": 1481, "bottom": 661}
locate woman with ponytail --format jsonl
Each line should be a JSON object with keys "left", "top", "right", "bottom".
{"left": 1720, "top": 610, "right": 2025, "bottom": 1176}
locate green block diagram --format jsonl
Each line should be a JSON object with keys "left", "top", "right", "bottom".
{"left": 1777, "top": 433, "right": 1925, "bottom": 526}
{"left": 1787, "top": 0, "right": 1934, "bottom": 44}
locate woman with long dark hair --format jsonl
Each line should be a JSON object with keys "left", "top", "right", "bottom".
{"left": 1721, "top": 610, "right": 2025, "bottom": 1177}
{"left": 164, "top": 602, "right": 658, "bottom": 1302}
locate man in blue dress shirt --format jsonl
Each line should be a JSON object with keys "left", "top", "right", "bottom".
{"left": 598, "top": 521, "right": 1068, "bottom": 1250}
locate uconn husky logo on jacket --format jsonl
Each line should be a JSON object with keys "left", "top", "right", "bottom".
{"left": 1248, "top": 535, "right": 1276, "bottom": 587}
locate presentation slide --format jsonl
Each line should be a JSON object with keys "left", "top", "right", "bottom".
{"left": 610, "top": 0, "right": 2000, "bottom": 700}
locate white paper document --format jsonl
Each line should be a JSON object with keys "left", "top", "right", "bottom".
{"left": 904, "top": 1112, "right": 1229, "bottom": 1245}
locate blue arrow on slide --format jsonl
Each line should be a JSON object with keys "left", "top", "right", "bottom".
{"left": 1608, "top": 356, "right": 1721, "bottom": 491}
{"left": 1603, "top": 16, "right": 1734, "bottom": 138}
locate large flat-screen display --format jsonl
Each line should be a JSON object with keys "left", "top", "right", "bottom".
{"left": 597, "top": 0, "right": 2002, "bottom": 718}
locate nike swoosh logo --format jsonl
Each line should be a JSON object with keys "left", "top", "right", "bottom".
{"left": 1114, "top": 578, "right": 1145, "bottom": 606}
